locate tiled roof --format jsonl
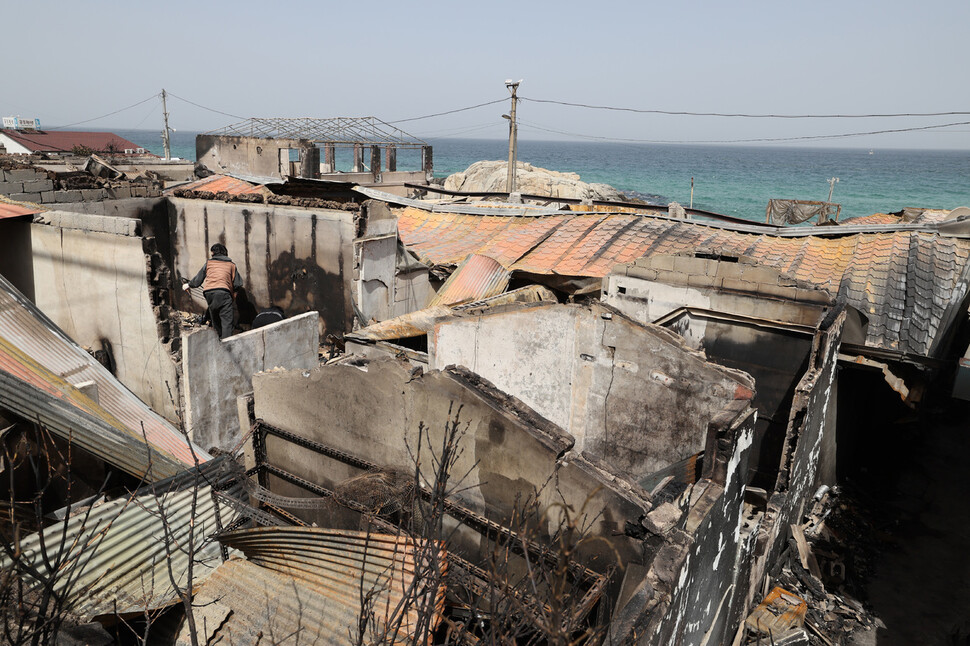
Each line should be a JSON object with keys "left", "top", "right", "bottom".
{"left": 169, "top": 174, "right": 265, "bottom": 195}
{"left": 396, "top": 207, "right": 970, "bottom": 357}
{"left": 0, "top": 129, "right": 152, "bottom": 155}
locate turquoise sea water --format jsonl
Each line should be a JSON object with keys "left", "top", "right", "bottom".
{"left": 116, "top": 129, "right": 970, "bottom": 222}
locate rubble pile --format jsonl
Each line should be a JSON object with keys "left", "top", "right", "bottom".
{"left": 744, "top": 487, "right": 883, "bottom": 645}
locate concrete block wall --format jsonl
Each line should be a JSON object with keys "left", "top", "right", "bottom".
{"left": 0, "top": 166, "right": 158, "bottom": 204}
{"left": 0, "top": 167, "right": 53, "bottom": 203}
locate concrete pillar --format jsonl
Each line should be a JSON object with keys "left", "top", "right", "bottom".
{"left": 323, "top": 144, "right": 335, "bottom": 173}
{"left": 353, "top": 144, "right": 364, "bottom": 173}
{"left": 385, "top": 146, "right": 397, "bottom": 172}
{"left": 299, "top": 145, "right": 320, "bottom": 179}
{"left": 421, "top": 145, "right": 433, "bottom": 181}
{"left": 370, "top": 145, "right": 381, "bottom": 182}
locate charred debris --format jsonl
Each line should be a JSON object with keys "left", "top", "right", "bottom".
{"left": 0, "top": 134, "right": 969, "bottom": 645}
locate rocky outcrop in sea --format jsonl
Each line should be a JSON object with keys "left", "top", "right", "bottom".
{"left": 443, "top": 160, "right": 624, "bottom": 202}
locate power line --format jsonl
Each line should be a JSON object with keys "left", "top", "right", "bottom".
{"left": 131, "top": 101, "right": 161, "bottom": 129}
{"left": 414, "top": 121, "right": 506, "bottom": 138}
{"left": 388, "top": 98, "right": 507, "bottom": 124}
{"left": 520, "top": 96, "right": 970, "bottom": 119}
{"left": 48, "top": 94, "right": 160, "bottom": 130}
{"left": 165, "top": 91, "right": 246, "bottom": 120}
{"left": 516, "top": 118, "right": 970, "bottom": 145}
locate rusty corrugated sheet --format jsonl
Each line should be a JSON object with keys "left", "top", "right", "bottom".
{"left": 395, "top": 207, "right": 970, "bottom": 357}
{"left": 0, "top": 458, "right": 242, "bottom": 621}
{"left": 176, "top": 527, "right": 446, "bottom": 646}
{"left": 350, "top": 286, "right": 559, "bottom": 342}
{"left": 351, "top": 305, "right": 455, "bottom": 341}
{"left": 428, "top": 253, "right": 510, "bottom": 307}
{"left": 0, "top": 201, "right": 43, "bottom": 219}
{"left": 168, "top": 174, "right": 265, "bottom": 195}
{"left": 0, "top": 273, "right": 210, "bottom": 472}
{"left": 0, "top": 335, "right": 186, "bottom": 480}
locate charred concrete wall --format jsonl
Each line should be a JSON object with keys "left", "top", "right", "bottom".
{"left": 430, "top": 302, "right": 755, "bottom": 478}
{"left": 169, "top": 197, "right": 355, "bottom": 336}
{"left": 27, "top": 211, "right": 180, "bottom": 420}
{"left": 354, "top": 200, "right": 433, "bottom": 323}
{"left": 249, "top": 357, "right": 651, "bottom": 573}
{"left": 603, "top": 253, "right": 832, "bottom": 345}
{"left": 611, "top": 402, "right": 759, "bottom": 644}
{"left": 196, "top": 135, "right": 317, "bottom": 181}
{"left": 183, "top": 312, "right": 319, "bottom": 451}
{"left": 745, "top": 311, "right": 845, "bottom": 613}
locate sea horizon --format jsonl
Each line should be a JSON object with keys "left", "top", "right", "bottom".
{"left": 87, "top": 128, "right": 970, "bottom": 222}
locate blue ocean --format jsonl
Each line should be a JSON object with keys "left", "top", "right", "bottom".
{"left": 117, "top": 129, "right": 970, "bottom": 222}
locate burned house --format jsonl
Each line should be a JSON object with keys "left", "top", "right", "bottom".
{"left": 196, "top": 117, "right": 434, "bottom": 195}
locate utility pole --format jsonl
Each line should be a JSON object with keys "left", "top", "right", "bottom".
{"left": 827, "top": 177, "right": 839, "bottom": 202}
{"left": 161, "top": 89, "right": 172, "bottom": 161}
{"left": 504, "top": 80, "right": 521, "bottom": 194}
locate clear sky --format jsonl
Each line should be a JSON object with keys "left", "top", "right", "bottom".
{"left": 5, "top": 0, "right": 970, "bottom": 149}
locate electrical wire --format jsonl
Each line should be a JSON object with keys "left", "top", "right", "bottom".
{"left": 131, "top": 101, "right": 161, "bottom": 129}
{"left": 413, "top": 121, "right": 506, "bottom": 138}
{"left": 516, "top": 118, "right": 970, "bottom": 145}
{"left": 48, "top": 94, "right": 160, "bottom": 129}
{"left": 165, "top": 92, "right": 246, "bottom": 120}
{"left": 520, "top": 97, "right": 970, "bottom": 119}
{"left": 388, "top": 98, "right": 507, "bottom": 124}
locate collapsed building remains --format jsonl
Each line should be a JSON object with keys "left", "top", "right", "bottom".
{"left": 0, "top": 145, "right": 968, "bottom": 643}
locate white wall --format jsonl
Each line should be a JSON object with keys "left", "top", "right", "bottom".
{"left": 30, "top": 216, "right": 180, "bottom": 421}
{"left": 0, "top": 133, "right": 32, "bottom": 155}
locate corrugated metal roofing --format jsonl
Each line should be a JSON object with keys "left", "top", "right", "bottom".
{"left": 0, "top": 201, "right": 42, "bottom": 219}
{"left": 176, "top": 527, "right": 445, "bottom": 646}
{"left": 428, "top": 253, "right": 510, "bottom": 307}
{"left": 395, "top": 208, "right": 970, "bottom": 357}
{"left": 350, "top": 285, "right": 558, "bottom": 342}
{"left": 0, "top": 458, "right": 242, "bottom": 621}
{"left": 0, "top": 129, "right": 151, "bottom": 155}
{"left": 168, "top": 174, "right": 265, "bottom": 195}
{"left": 0, "top": 273, "right": 210, "bottom": 473}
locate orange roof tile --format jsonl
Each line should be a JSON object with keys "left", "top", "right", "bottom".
{"left": 396, "top": 207, "right": 970, "bottom": 357}
{"left": 170, "top": 174, "right": 265, "bottom": 195}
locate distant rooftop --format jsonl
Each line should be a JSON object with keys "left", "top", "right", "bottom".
{"left": 206, "top": 117, "right": 427, "bottom": 147}
{"left": 0, "top": 129, "right": 154, "bottom": 156}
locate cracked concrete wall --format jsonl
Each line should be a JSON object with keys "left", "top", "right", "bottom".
{"left": 28, "top": 216, "right": 180, "bottom": 421}
{"left": 183, "top": 311, "right": 319, "bottom": 451}
{"left": 169, "top": 197, "right": 355, "bottom": 337}
{"left": 430, "top": 302, "right": 755, "bottom": 478}
{"left": 250, "top": 356, "right": 650, "bottom": 574}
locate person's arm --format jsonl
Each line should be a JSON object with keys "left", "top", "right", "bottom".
{"left": 233, "top": 264, "right": 243, "bottom": 291}
{"left": 184, "top": 263, "right": 207, "bottom": 290}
